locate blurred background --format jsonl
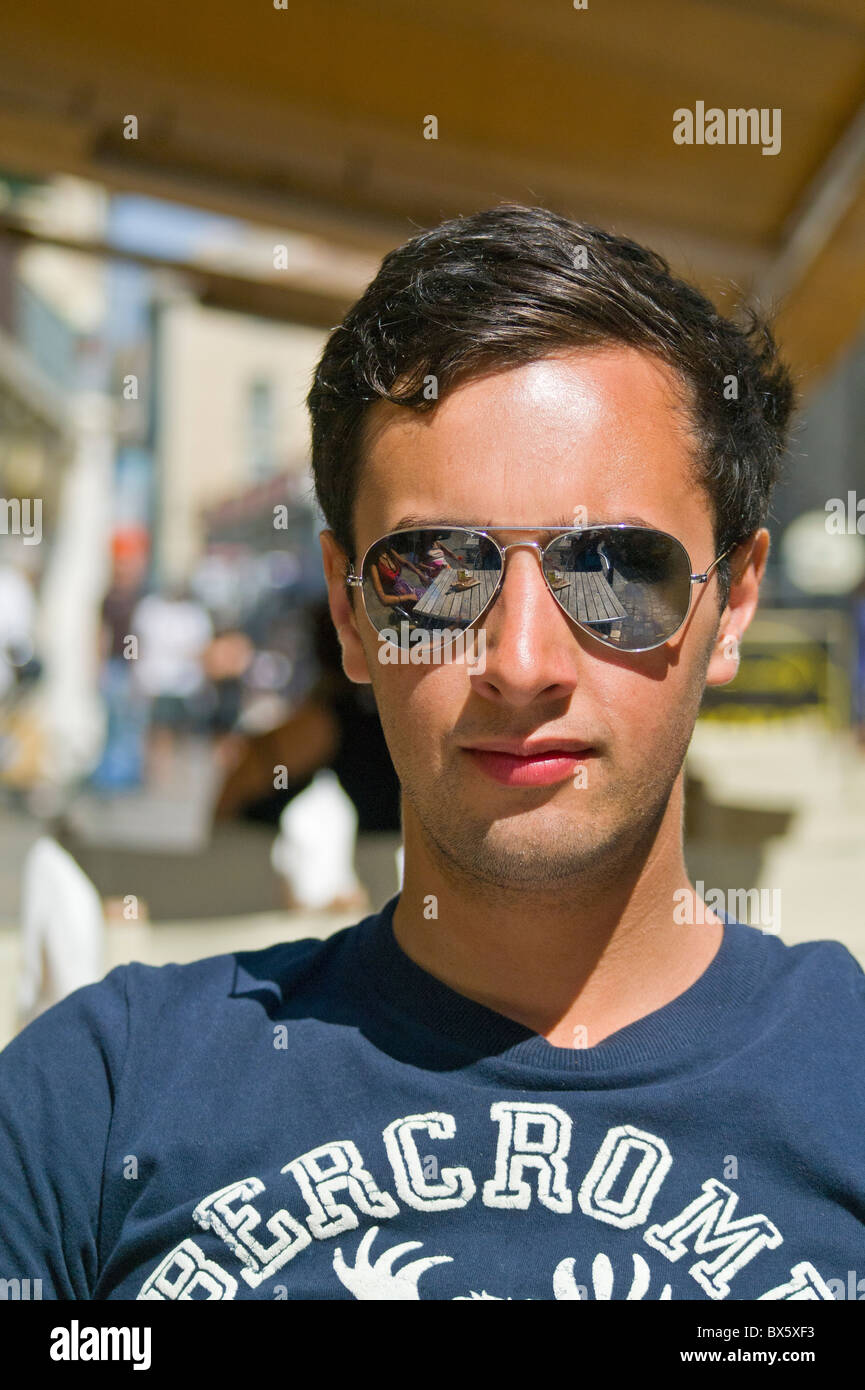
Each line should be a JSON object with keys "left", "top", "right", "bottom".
{"left": 0, "top": 0, "right": 863, "bottom": 1044}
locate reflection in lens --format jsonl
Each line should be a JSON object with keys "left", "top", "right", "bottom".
{"left": 543, "top": 528, "right": 691, "bottom": 649}
{"left": 362, "top": 529, "right": 501, "bottom": 643}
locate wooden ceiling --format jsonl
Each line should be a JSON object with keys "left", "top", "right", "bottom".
{"left": 0, "top": 0, "right": 863, "bottom": 389}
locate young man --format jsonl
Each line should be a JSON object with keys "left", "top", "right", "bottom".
{"left": 1, "top": 205, "right": 863, "bottom": 1303}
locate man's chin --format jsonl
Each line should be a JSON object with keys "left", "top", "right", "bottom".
{"left": 418, "top": 809, "right": 622, "bottom": 888}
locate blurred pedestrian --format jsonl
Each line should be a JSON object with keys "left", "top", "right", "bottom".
{"left": 90, "top": 533, "right": 148, "bottom": 792}
{"left": 202, "top": 627, "right": 254, "bottom": 741}
{"left": 131, "top": 584, "right": 213, "bottom": 783}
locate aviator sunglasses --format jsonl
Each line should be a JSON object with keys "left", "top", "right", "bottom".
{"left": 346, "top": 524, "right": 731, "bottom": 654}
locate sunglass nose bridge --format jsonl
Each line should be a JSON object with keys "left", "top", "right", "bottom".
{"left": 493, "top": 539, "right": 550, "bottom": 583}
{"left": 496, "top": 540, "right": 547, "bottom": 559}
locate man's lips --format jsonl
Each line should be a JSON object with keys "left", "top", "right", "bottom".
{"left": 460, "top": 740, "right": 597, "bottom": 787}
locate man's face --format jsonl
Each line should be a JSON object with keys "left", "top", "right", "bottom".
{"left": 323, "top": 347, "right": 758, "bottom": 890}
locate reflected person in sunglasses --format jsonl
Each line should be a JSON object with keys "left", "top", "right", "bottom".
{"left": 369, "top": 547, "right": 426, "bottom": 607}
{"left": 412, "top": 534, "right": 462, "bottom": 580}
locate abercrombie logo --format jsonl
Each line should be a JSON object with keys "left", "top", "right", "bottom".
{"left": 673, "top": 102, "right": 781, "bottom": 156}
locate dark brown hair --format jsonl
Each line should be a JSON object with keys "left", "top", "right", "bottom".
{"left": 307, "top": 203, "right": 796, "bottom": 607}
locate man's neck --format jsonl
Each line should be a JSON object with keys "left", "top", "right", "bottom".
{"left": 391, "top": 781, "right": 723, "bottom": 1050}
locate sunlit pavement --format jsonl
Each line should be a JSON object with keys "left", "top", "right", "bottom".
{"left": 64, "top": 735, "right": 218, "bottom": 852}
{"left": 686, "top": 720, "right": 865, "bottom": 960}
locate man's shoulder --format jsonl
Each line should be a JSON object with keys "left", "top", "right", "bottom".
{"left": 727, "top": 919, "right": 865, "bottom": 1017}
{"left": 114, "top": 920, "right": 362, "bottom": 1010}
{"left": 751, "top": 924, "right": 864, "bottom": 976}
{"left": 3, "top": 919, "right": 368, "bottom": 1064}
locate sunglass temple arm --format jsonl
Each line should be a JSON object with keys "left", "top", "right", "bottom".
{"left": 690, "top": 546, "right": 733, "bottom": 584}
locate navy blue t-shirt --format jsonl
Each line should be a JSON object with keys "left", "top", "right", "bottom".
{"left": 1, "top": 896, "right": 864, "bottom": 1301}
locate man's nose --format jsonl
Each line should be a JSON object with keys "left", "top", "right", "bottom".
{"left": 469, "top": 545, "right": 581, "bottom": 706}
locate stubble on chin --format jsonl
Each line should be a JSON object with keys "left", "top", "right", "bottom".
{"left": 400, "top": 744, "right": 681, "bottom": 896}
{"left": 370, "top": 647, "right": 708, "bottom": 897}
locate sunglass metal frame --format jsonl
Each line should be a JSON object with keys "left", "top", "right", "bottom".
{"left": 346, "top": 524, "right": 731, "bottom": 654}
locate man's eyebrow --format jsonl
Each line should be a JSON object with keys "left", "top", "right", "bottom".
{"left": 388, "top": 515, "right": 454, "bottom": 531}
{"left": 385, "top": 513, "right": 658, "bottom": 531}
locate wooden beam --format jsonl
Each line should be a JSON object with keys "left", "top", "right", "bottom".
{"left": 760, "top": 99, "right": 865, "bottom": 388}
{"left": 0, "top": 218, "right": 356, "bottom": 330}
{"left": 759, "top": 98, "right": 865, "bottom": 303}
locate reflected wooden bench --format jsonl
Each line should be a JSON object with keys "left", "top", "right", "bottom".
{"left": 546, "top": 569, "right": 628, "bottom": 626}
{"left": 413, "top": 565, "right": 630, "bottom": 631}
{"left": 412, "top": 567, "right": 498, "bottom": 626}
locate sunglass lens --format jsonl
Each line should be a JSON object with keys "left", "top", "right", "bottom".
{"left": 543, "top": 528, "right": 692, "bottom": 649}
{"left": 361, "top": 529, "right": 500, "bottom": 640}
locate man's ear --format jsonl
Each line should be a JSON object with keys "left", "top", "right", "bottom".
{"left": 705, "top": 528, "right": 769, "bottom": 688}
{"left": 319, "top": 530, "right": 373, "bottom": 685}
